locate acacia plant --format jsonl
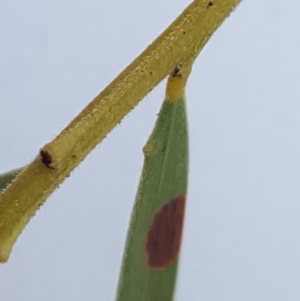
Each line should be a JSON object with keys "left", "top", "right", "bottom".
{"left": 0, "top": 0, "right": 241, "bottom": 300}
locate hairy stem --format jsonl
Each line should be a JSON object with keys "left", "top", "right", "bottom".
{"left": 0, "top": 0, "right": 241, "bottom": 262}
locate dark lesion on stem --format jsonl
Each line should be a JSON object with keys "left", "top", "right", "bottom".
{"left": 171, "top": 65, "right": 182, "bottom": 78}
{"left": 40, "top": 148, "right": 55, "bottom": 169}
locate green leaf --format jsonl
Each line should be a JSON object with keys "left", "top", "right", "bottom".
{"left": 117, "top": 66, "right": 190, "bottom": 301}
{"left": 0, "top": 168, "right": 23, "bottom": 194}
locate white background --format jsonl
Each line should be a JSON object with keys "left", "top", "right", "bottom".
{"left": 1, "top": 0, "right": 300, "bottom": 300}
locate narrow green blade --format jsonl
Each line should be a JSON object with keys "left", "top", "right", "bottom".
{"left": 0, "top": 168, "right": 23, "bottom": 194}
{"left": 117, "top": 66, "right": 190, "bottom": 301}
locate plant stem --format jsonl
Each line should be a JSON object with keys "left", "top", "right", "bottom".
{"left": 0, "top": 0, "right": 241, "bottom": 262}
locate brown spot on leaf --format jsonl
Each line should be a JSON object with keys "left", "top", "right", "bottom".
{"left": 146, "top": 195, "right": 186, "bottom": 269}
{"left": 207, "top": 1, "right": 213, "bottom": 7}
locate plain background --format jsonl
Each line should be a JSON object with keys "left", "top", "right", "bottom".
{"left": 1, "top": 0, "right": 300, "bottom": 300}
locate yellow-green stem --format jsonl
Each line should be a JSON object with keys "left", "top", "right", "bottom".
{"left": 0, "top": 0, "right": 241, "bottom": 262}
